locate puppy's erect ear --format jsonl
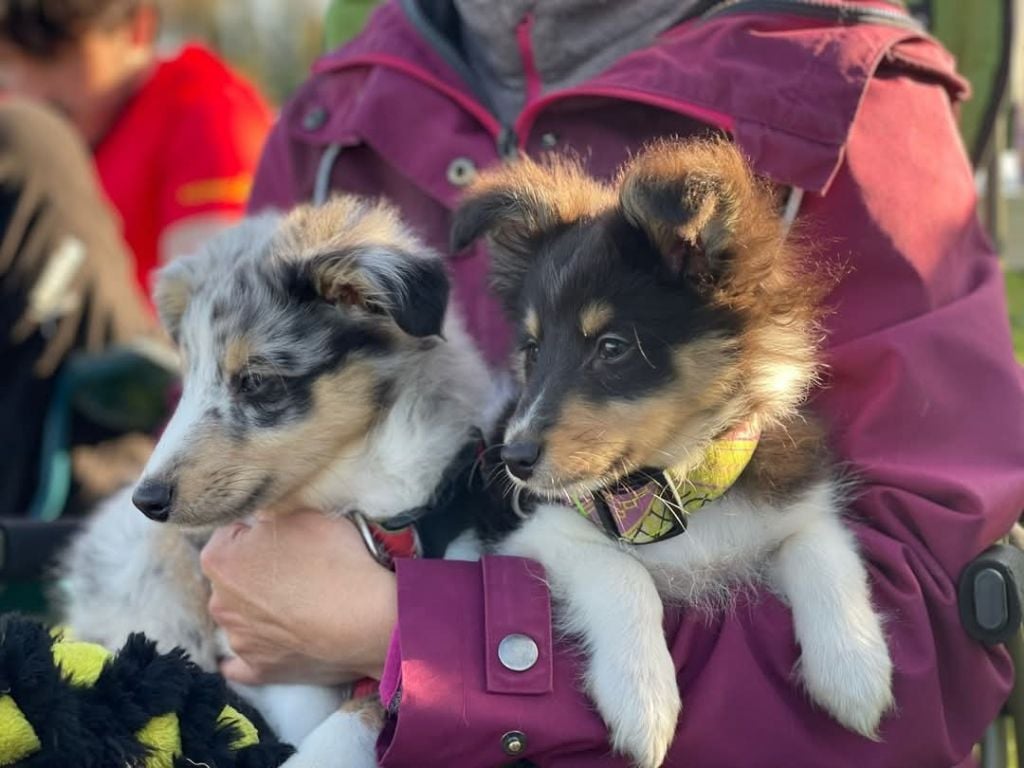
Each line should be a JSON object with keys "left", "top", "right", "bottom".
{"left": 618, "top": 139, "right": 778, "bottom": 282}
{"left": 307, "top": 245, "right": 449, "bottom": 339}
{"left": 451, "top": 157, "right": 615, "bottom": 314}
{"left": 152, "top": 255, "right": 200, "bottom": 344}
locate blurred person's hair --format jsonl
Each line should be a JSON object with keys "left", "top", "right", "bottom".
{"left": 0, "top": 0, "right": 147, "bottom": 57}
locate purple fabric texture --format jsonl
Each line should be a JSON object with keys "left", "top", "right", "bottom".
{"left": 248, "top": 3, "right": 1024, "bottom": 765}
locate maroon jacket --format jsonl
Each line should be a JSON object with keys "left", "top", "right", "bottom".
{"left": 249, "top": 2, "right": 1024, "bottom": 765}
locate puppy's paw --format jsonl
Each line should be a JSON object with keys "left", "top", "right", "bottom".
{"left": 798, "top": 618, "right": 893, "bottom": 739}
{"left": 587, "top": 638, "right": 681, "bottom": 768}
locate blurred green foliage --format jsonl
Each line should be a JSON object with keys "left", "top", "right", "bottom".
{"left": 1006, "top": 268, "right": 1024, "bottom": 362}
{"left": 159, "top": 0, "right": 327, "bottom": 106}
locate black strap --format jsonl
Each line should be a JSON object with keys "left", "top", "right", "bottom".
{"left": 589, "top": 493, "right": 622, "bottom": 541}
{"left": 383, "top": 437, "right": 486, "bottom": 559}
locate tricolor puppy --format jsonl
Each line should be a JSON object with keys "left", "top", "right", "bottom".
{"left": 452, "top": 139, "right": 893, "bottom": 768}
{"left": 59, "top": 197, "right": 492, "bottom": 767}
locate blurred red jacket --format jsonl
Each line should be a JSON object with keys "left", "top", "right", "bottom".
{"left": 96, "top": 43, "right": 272, "bottom": 300}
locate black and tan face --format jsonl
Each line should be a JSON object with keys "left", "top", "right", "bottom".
{"left": 452, "top": 139, "right": 819, "bottom": 498}
{"left": 486, "top": 210, "right": 742, "bottom": 497}
{"left": 132, "top": 199, "right": 449, "bottom": 527}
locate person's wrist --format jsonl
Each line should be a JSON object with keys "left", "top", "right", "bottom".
{"left": 318, "top": 564, "right": 397, "bottom": 681}
{"left": 360, "top": 568, "right": 398, "bottom": 680}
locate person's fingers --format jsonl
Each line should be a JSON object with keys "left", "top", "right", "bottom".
{"left": 207, "top": 587, "right": 230, "bottom": 624}
{"left": 199, "top": 521, "right": 250, "bottom": 578}
{"left": 220, "top": 655, "right": 265, "bottom": 685}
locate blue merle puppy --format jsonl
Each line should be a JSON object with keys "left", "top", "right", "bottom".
{"left": 59, "top": 196, "right": 493, "bottom": 767}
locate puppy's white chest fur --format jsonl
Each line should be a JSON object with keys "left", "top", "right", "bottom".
{"left": 636, "top": 480, "right": 833, "bottom": 604}
{"left": 498, "top": 476, "right": 892, "bottom": 768}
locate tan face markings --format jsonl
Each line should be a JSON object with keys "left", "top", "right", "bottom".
{"left": 524, "top": 306, "right": 541, "bottom": 340}
{"left": 170, "top": 360, "right": 384, "bottom": 526}
{"left": 543, "top": 393, "right": 685, "bottom": 484}
{"left": 535, "top": 336, "right": 742, "bottom": 487}
{"left": 222, "top": 336, "right": 252, "bottom": 379}
{"left": 579, "top": 302, "right": 613, "bottom": 338}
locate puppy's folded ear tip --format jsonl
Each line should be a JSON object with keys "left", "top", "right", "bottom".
{"left": 449, "top": 231, "right": 473, "bottom": 255}
{"left": 449, "top": 208, "right": 486, "bottom": 254}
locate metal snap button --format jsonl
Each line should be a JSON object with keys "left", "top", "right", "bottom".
{"left": 502, "top": 730, "right": 527, "bottom": 756}
{"left": 302, "top": 105, "right": 328, "bottom": 131}
{"left": 497, "top": 633, "right": 539, "bottom": 672}
{"left": 446, "top": 157, "right": 477, "bottom": 187}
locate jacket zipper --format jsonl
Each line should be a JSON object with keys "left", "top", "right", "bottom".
{"left": 496, "top": 127, "right": 520, "bottom": 161}
{"left": 399, "top": 0, "right": 495, "bottom": 113}
{"left": 400, "top": 0, "right": 518, "bottom": 160}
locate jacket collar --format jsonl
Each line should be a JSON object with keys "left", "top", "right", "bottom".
{"left": 449, "top": 0, "right": 700, "bottom": 123}
{"left": 305, "top": 0, "right": 967, "bottom": 196}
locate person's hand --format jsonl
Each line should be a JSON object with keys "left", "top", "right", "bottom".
{"left": 200, "top": 509, "right": 397, "bottom": 686}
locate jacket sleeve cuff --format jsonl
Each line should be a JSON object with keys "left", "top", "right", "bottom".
{"left": 377, "top": 555, "right": 611, "bottom": 767}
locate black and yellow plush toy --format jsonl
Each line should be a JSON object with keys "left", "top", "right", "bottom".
{"left": 0, "top": 615, "right": 294, "bottom": 768}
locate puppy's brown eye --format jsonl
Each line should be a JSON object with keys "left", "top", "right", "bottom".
{"left": 521, "top": 340, "right": 539, "bottom": 367}
{"left": 597, "top": 335, "right": 631, "bottom": 362}
{"left": 236, "top": 371, "right": 264, "bottom": 396}
{"left": 234, "top": 370, "right": 287, "bottom": 406}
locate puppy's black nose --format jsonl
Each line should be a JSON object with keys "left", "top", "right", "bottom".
{"left": 502, "top": 441, "right": 542, "bottom": 480}
{"left": 132, "top": 481, "right": 173, "bottom": 522}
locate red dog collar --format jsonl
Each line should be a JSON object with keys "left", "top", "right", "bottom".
{"left": 346, "top": 509, "right": 422, "bottom": 569}
{"left": 346, "top": 509, "right": 421, "bottom": 700}
{"left": 343, "top": 435, "right": 487, "bottom": 699}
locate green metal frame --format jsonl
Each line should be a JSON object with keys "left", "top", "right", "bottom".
{"left": 27, "top": 342, "right": 177, "bottom": 522}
